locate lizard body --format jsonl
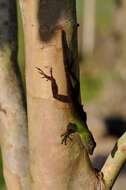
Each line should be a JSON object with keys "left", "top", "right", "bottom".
{"left": 61, "top": 30, "right": 96, "bottom": 154}
{"left": 36, "top": 30, "right": 96, "bottom": 155}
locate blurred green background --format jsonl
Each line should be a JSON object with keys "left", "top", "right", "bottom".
{"left": 78, "top": 0, "right": 114, "bottom": 104}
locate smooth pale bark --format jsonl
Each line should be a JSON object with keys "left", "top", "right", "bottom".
{"left": 19, "top": 0, "right": 104, "bottom": 189}
{"left": 0, "top": 1, "right": 29, "bottom": 190}
{"left": 102, "top": 132, "right": 126, "bottom": 190}
{"left": 82, "top": 0, "right": 96, "bottom": 55}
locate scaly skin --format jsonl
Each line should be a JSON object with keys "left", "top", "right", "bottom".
{"left": 61, "top": 30, "right": 96, "bottom": 155}
{"left": 36, "top": 67, "right": 96, "bottom": 155}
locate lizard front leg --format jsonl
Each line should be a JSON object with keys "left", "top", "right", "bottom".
{"left": 36, "top": 67, "right": 53, "bottom": 81}
{"left": 61, "top": 123, "right": 77, "bottom": 145}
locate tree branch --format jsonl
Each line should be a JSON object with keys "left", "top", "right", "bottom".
{"left": 0, "top": 1, "right": 29, "bottom": 189}
{"left": 102, "top": 132, "right": 126, "bottom": 189}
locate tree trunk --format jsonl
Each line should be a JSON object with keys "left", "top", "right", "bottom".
{"left": 0, "top": 1, "right": 29, "bottom": 190}
{"left": 19, "top": 0, "right": 103, "bottom": 189}
{"left": 113, "top": 0, "right": 126, "bottom": 80}
{"left": 82, "top": 0, "right": 96, "bottom": 55}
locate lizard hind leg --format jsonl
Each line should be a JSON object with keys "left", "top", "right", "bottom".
{"left": 61, "top": 122, "right": 78, "bottom": 145}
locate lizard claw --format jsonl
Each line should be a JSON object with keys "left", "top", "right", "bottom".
{"left": 61, "top": 132, "right": 73, "bottom": 145}
{"left": 50, "top": 67, "right": 53, "bottom": 76}
{"left": 61, "top": 123, "right": 77, "bottom": 145}
{"left": 36, "top": 67, "right": 52, "bottom": 81}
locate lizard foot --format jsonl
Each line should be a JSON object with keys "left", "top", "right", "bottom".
{"left": 36, "top": 67, "right": 53, "bottom": 81}
{"left": 61, "top": 123, "right": 77, "bottom": 145}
